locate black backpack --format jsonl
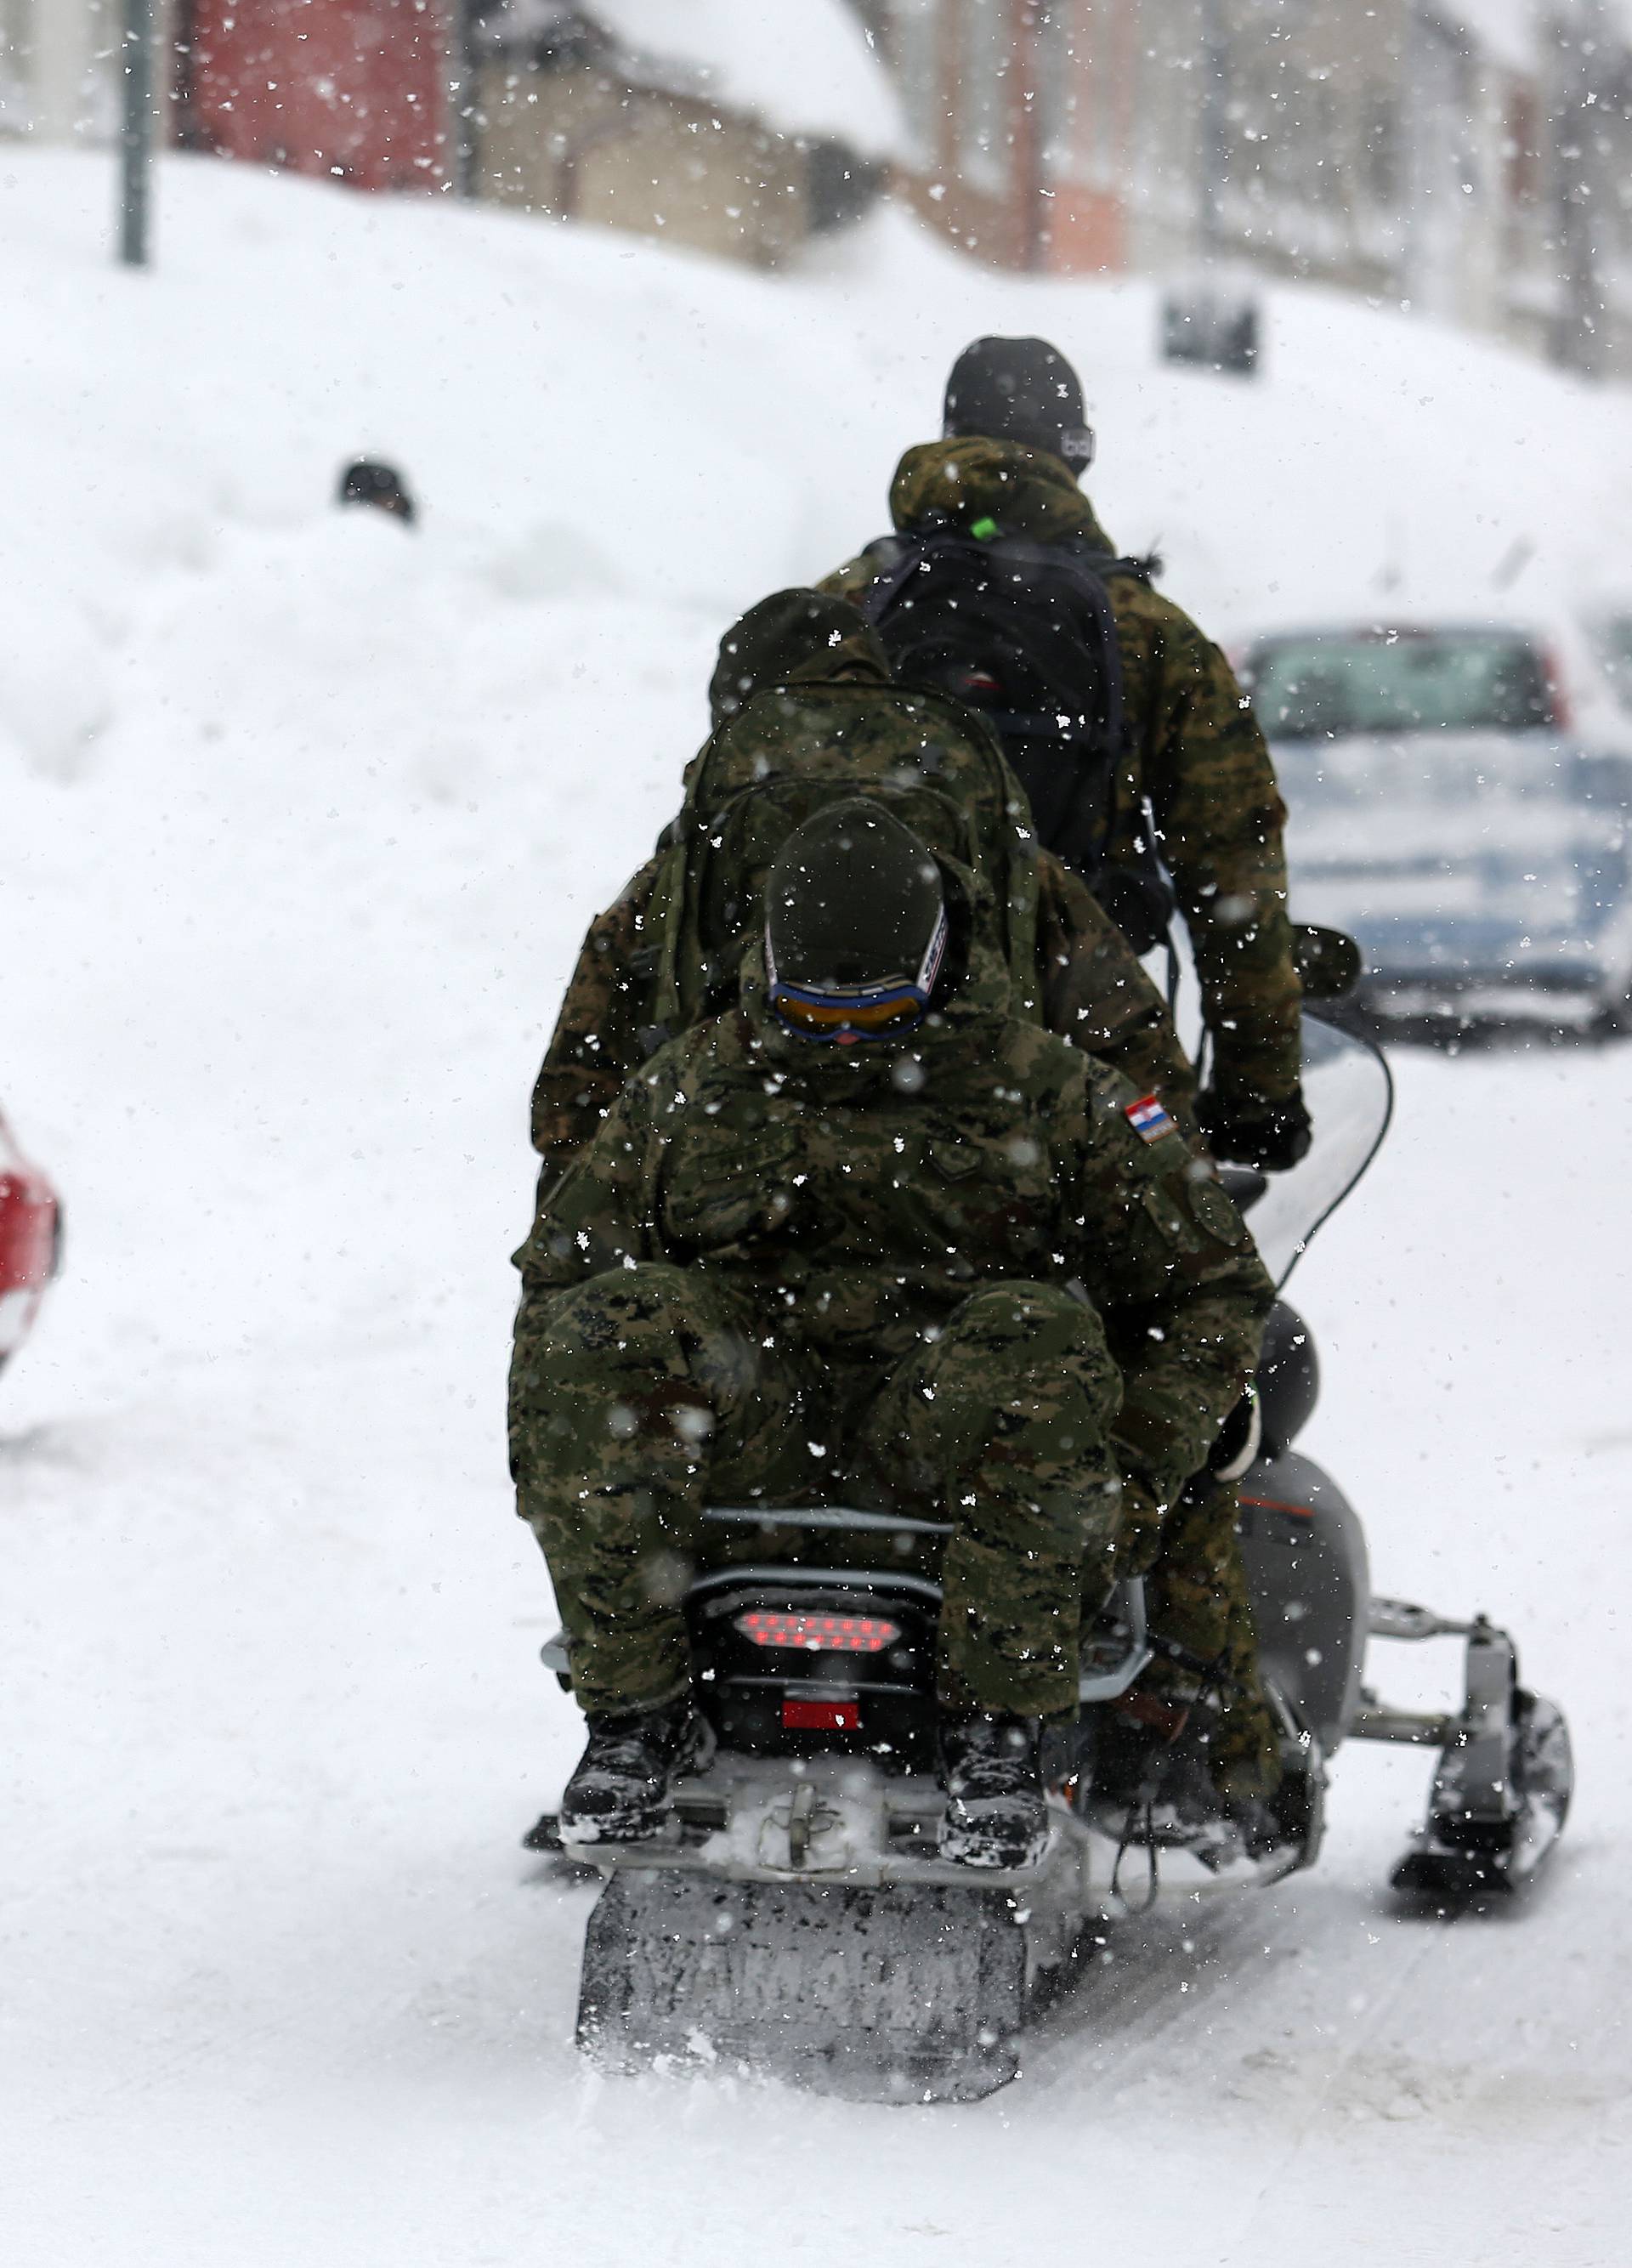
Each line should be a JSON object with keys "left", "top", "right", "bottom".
{"left": 857, "top": 527, "right": 1175, "bottom": 952}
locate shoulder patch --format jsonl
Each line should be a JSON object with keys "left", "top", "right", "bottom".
{"left": 1124, "top": 1094, "right": 1176, "bottom": 1145}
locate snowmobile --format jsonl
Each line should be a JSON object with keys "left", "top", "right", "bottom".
{"left": 529, "top": 1012, "right": 1572, "bottom": 2103}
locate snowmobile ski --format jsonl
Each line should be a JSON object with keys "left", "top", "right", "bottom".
{"left": 1391, "top": 1691, "right": 1573, "bottom": 1902}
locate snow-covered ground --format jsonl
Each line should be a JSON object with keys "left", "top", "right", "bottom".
{"left": 3, "top": 154, "right": 1631, "bottom": 2265}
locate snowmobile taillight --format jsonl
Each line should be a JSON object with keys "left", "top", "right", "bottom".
{"left": 736, "top": 1610, "right": 900, "bottom": 1654}
{"left": 782, "top": 1698, "right": 860, "bottom": 1732}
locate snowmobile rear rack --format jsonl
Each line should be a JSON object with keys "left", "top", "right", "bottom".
{"left": 541, "top": 1503, "right": 1152, "bottom": 1705}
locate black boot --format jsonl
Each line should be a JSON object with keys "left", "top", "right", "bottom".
{"left": 1085, "top": 1703, "right": 1316, "bottom": 1875}
{"left": 558, "top": 1697, "right": 708, "bottom": 1846}
{"left": 938, "top": 1712, "right": 1049, "bottom": 1871}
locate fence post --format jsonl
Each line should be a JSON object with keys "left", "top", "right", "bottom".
{"left": 119, "top": 0, "right": 155, "bottom": 267}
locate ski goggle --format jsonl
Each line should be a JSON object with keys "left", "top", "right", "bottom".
{"left": 767, "top": 907, "right": 948, "bottom": 1046}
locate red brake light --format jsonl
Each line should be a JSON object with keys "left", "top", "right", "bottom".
{"left": 782, "top": 1699, "right": 860, "bottom": 1731}
{"left": 736, "top": 1610, "right": 900, "bottom": 1654}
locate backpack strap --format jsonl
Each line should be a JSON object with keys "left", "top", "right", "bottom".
{"left": 853, "top": 526, "right": 940, "bottom": 626}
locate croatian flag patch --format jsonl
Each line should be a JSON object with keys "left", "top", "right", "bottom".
{"left": 1125, "top": 1094, "right": 1176, "bottom": 1144}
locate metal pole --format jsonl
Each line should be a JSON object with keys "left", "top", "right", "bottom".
{"left": 448, "top": 0, "right": 479, "bottom": 199}
{"left": 1198, "top": 0, "right": 1229, "bottom": 269}
{"left": 120, "top": 0, "right": 155, "bottom": 267}
{"left": 1553, "top": 0, "right": 1606, "bottom": 376}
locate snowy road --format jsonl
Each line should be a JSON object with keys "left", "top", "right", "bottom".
{"left": 3, "top": 156, "right": 1629, "bottom": 2267}
{"left": 8, "top": 1009, "right": 1628, "bottom": 2268}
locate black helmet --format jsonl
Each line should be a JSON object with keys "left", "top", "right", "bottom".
{"left": 337, "top": 458, "right": 416, "bottom": 524}
{"left": 764, "top": 799, "right": 947, "bottom": 1045}
{"left": 943, "top": 336, "right": 1095, "bottom": 475}
{"left": 708, "top": 588, "right": 890, "bottom": 725}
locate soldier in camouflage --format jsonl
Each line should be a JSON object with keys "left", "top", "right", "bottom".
{"left": 510, "top": 800, "right": 1275, "bottom": 1868}
{"left": 523, "top": 587, "right": 1283, "bottom": 1846}
{"left": 818, "top": 337, "right": 1310, "bottom": 1804}
{"left": 528, "top": 588, "right": 1196, "bottom": 1209}
{"left": 819, "top": 334, "right": 1309, "bottom": 1172}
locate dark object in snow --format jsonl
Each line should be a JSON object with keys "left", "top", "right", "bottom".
{"left": 336, "top": 459, "right": 416, "bottom": 525}
{"left": 1161, "top": 287, "right": 1261, "bottom": 377}
{"left": 943, "top": 334, "right": 1096, "bottom": 473}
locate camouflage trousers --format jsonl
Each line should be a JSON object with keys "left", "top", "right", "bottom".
{"left": 1140, "top": 1477, "right": 1281, "bottom": 1799}
{"left": 509, "top": 1262, "right": 1131, "bottom": 1721}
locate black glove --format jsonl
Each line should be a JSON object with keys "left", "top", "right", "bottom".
{"left": 1196, "top": 1086, "right": 1312, "bottom": 1172}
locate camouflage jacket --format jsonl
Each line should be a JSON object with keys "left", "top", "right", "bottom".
{"left": 516, "top": 952, "right": 1273, "bottom": 1516}
{"left": 821, "top": 437, "right": 1303, "bottom": 1109}
{"left": 530, "top": 842, "right": 1193, "bottom": 1199}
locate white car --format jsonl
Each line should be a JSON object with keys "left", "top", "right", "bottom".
{"left": 1238, "top": 620, "right": 1632, "bottom": 1035}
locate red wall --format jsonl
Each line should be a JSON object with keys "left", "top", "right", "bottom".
{"left": 185, "top": 1, "right": 447, "bottom": 191}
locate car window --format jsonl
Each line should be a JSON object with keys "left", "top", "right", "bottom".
{"left": 1245, "top": 631, "right": 1554, "bottom": 739}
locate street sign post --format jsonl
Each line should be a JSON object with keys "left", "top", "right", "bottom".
{"left": 119, "top": 0, "right": 154, "bottom": 267}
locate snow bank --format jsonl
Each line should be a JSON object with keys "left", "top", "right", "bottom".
{"left": 3, "top": 147, "right": 1630, "bottom": 791}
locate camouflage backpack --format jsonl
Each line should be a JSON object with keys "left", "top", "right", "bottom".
{"left": 646, "top": 682, "right": 1044, "bottom": 1039}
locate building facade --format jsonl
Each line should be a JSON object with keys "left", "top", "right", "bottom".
{"left": 877, "top": 0, "right": 1632, "bottom": 375}
{"left": 468, "top": 5, "right": 891, "bottom": 268}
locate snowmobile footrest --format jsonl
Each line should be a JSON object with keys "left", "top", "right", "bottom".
{"left": 576, "top": 1870, "right": 1026, "bottom": 2103}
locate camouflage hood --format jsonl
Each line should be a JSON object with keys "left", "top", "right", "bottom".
{"left": 707, "top": 588, "right": 892, "bottom": 728}
{"left": 888, "top": 434, "right": 1119, "bottom": 553}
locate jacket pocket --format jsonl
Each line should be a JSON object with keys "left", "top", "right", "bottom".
{"left": 662, "top": 1126, "right": 805, "bottom": 1252}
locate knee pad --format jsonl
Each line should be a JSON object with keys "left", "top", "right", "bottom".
{"left": 944, "top": 1280, "right": 1094, "bottom": 1355}
{"left": 937, "top": 1282, "right": 1116, "bottom": 1405}
{"left": 919, "top": 1281, "right": 1120, "bottom": 1471}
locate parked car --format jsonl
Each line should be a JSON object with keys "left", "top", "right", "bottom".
{"left": 0, "top": 1109, "right": 60, "bottom": 1379}
{"left": 1237, "top": 621, "right": 1632, "bottom": 1036}
{"left": 1581, "top": 603, "right": 1632, "bottom": 719}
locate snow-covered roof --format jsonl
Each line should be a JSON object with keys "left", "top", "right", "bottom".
{"left": 1467, "top": 0, "right": 1540, "bottom": 72}
{"left": 584, "top": 0, "right": 904, "bottom": 159}
{"left": 1454, "top": 0, "right": 1632, "bottom": 74}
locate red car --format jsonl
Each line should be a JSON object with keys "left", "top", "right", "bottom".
{"left": 0, "top": 1110, "right": 60, "bottom": 1376}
